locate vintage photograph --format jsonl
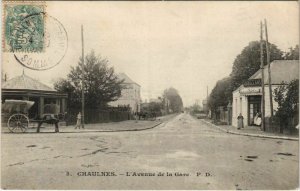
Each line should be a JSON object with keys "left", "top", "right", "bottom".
{"left": 1, "top": 1, "right": 299, "bottom": 190}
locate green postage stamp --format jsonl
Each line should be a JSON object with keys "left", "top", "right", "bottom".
{"left": 3, "top": 2, "right": 45, "bottom": 52}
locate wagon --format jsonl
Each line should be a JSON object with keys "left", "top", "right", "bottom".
{"left": 2, "top": 99, "right": 62, "bottom": 133}
{"left": 137, "top": 111, "right": 157, "bottom": 121}
{"left": 2, "top": 99, "right": 34, "bottom": 133}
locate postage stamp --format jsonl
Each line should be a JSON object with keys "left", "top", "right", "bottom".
{"left": 3, "top": 2, "right": 45, "bottom": 52}
{"left": 13, "top": 13, "right": 68, "bottom": 70}
{"left": 3, "top": 1, "right": 68, "bottom": 70}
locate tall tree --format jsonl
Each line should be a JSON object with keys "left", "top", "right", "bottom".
{"left": 284, "top": 45, "right": 299, "bottom": 60}
{"left": 208, "top": 77, "right": 232, "bottom": 111}
{"left": 230, "top": 41, "right": 283, "bottom": 92}
{"left": 208, "top": 41, "right": 283, "bottom": 111}
{"left": 54, "top": 50, "right": 124, "bottom": 109}
{"left": 163, "top": 87, "right": 183, "bottom": 113}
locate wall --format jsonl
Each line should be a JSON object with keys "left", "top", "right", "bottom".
{"left": 232, "top": 89, "right": 248, "bottom": 127}
{"left": 109, "top": 83, "right": 141, "bottom": 113}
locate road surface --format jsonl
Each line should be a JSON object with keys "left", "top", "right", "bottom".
{"left": 1, "top": 113, "right": 298, "bottom": 189}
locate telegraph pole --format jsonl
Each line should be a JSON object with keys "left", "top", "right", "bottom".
{"left": 260, "top": 21, "right": 265, "bottom": 131}
{"left": 81, "top": 25, "right": 85, "bottom": 129}
{"left": 264, "top": 19, "right": 273, "bottom": 117}
{"left": 206, "top": 86, "right": 208, "bottom": 100}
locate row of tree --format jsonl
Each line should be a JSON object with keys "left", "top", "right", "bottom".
{"left": 208, "top": 42, "right": 299, "bottom": 111}
{"left": 141, "top": 87, "right": 184, "bottom": 115}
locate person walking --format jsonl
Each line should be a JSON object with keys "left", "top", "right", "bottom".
{"left": 75, "top": 112, "right": 82, "bottom": 129}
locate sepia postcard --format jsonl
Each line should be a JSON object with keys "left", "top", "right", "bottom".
{"left": 1, "top": 0, "right": 299, "bottom": 190}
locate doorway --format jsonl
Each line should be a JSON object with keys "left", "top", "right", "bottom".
{"left": 248, "top": 95, "right": 261, "bottom": 125}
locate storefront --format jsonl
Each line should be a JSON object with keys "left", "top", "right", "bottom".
{"left": 232, "top": 60, "right": 299, "bottom": 128}
{"left": 232, "top": 84, "right": 262, "bottom": 127}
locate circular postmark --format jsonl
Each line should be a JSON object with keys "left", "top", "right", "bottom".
{"left": 13, "top": 13, "right": 68, "bottom": 71}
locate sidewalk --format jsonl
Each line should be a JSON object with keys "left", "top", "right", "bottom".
{"left": 202, "top": 119, "right": 299, "bottom": 141}
{"left": 1, "top": 114, "right": 176, "bottom": 134}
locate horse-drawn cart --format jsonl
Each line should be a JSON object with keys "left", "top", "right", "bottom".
{"left": 2, "top": 100, "right": 34, "bottom": 133}
{"left": 2, "top": 99, "right": 61, "bottom": 133}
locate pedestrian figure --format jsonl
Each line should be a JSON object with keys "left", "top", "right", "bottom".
{"left": 237, "top": 113, "right": 244, "bottom": 130}
{"left": 254, "top": 111, "right": 262, "bottom": 126}
{"left": 75, "top": 112, "right": 81, "bottom": 129}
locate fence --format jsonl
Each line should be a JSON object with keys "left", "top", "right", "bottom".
{"left": 265, "top": 112, "right": 299, "bottom": 134}
{"left": 211, "top": 106, "right": 232, "bottom": 125}
{"left": 66, "top": 107, "right": 132, "bottom": 125}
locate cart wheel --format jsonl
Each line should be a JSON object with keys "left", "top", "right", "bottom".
{"left": 7, "top": 114, "right": 29, "bottom": 133}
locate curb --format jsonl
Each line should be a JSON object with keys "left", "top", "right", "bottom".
{"left": 201, "top": 119, "right": 299, "bottom": 141}
{"left": 2, "top": 122, "right": 163, "bottom": 134}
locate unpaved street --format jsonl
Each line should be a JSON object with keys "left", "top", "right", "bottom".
{"left": 1, "top": 113, "right": 298, "bottom": 189}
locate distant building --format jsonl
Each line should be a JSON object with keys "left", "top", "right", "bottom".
{"left": 109, "top": 73, "right": 141, "bottom": 113}
{"left": 1, "top": 72, "right": 67, "bottom": 119}
{"left": 232, "top": 60, "right": 299, "bottom": 127}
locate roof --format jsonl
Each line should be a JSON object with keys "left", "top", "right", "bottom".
{"left": 118, "top": 73, "right": 140, "bottom": 86}
{"left": 2, "top": 73, "right": 56, "bottom": 91}
{"left": 249, "top": 60, "right": 299, "bottom": 84}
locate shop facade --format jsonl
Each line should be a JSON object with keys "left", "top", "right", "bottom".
{"left": 232, "top": 60, "right": 299, "bottom": 128}
{"left": 232, "top": 82, "right": 279, "bottom": 128}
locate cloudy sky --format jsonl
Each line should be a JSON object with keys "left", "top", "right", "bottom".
{"left": 3, "top": 1, "right": 299, "bottom": 106}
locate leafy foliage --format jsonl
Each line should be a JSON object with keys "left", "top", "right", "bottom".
{"left": 163, "top": 87, "right": 183, "bottom": 113}
{"left": 284, "top": 45, "right": 299, "bottom": 60}
{"left": 208, "top": 77, "right": 232, "bottom": 110}
{"left": 208, "top": 41, "right": 283, "bottom": 111}
{"left": 189, "top": 103, "right": 202, "bottom": 114}
{"left": 54, "top": 51, "right": 123, "bottom": 109}
{"left": 141, "top": 101, "right": 163, "bottom": 115}
{"left": 273, "top": 79, "right": 299, "bottom": 129}
{"left": 230, "top": 41, "right": 283, "bottom": 91}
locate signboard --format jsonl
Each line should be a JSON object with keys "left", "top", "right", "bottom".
{"left": 239, "top": 87, "right": 262, "bottom": 95}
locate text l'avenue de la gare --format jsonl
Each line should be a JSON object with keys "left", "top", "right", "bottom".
{"left": 72, "top": 171, "right": 212, "bottom": 177}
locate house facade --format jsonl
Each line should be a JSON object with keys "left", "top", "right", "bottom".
{"left": 232, "top": 60, "right": 299, "bottom": 128}
{"left": 1, "top": 73, "right": 67, "bottom": 119}
{"left": 109, "top": 73, "right": 141, "bottom": 113}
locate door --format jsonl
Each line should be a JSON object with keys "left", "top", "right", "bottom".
{"left": 248, "top": 96, "right": 261, "bottom": 125}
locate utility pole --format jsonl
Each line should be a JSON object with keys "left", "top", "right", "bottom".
{"left": 81, "top": 25, "right": 85, "bottom": 129}
{"left": 260, "top": 21, "right": 265, "bottom": 131}
{"left": 264, "top": 19, "right": 273, "bottom": 117}
{"left": 206, "top": 86, "right": 208, "bottom": 100}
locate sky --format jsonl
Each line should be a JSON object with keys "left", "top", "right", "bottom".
{"left": 2, "top": 1, "right": 299, "bottom": 106}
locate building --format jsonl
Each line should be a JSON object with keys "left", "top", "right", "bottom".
{"left": 1, "top": 72, "right": 67, "bottom": 119}
{"left": 109, "top": 73, "right": 141, "bottom": 113}
{"left": 232, "top": 60, "right": 299, "bottom": 127}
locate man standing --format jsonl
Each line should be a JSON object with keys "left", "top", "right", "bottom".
{"left": 75, "top": 112, "right": 81, "bottom": 129}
